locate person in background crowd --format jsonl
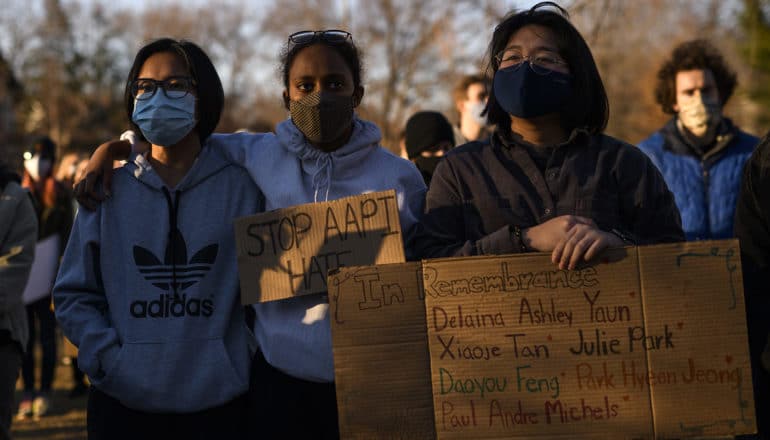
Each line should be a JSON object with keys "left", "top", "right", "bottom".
{"left": 75, "top": 29, "right": 426, "bottom": 439}
{"left": 735, "top": 130, "right": 770, "bottom": 439}
{"left": 52, "top": 153, "right": 90, "bottom": 398}
{"left": 0, "top": 160, "right": 37, "bottom": 439}
{"left": 18, "top": 137, "right": 73, "bottom": 419}
{"left": 55, "top": 152, "right": 80, "bottom": 185}
{"left": 415, "top": 2, "right": 684, "bottom": 266}
{"left": 638, "top": 39, "right": 758, "bottom": 241}
{"left": 404, "top": 110, "right": 456, "bottom": 185}
{"left": 54, "top": 38, "right": 263, "bottom": 439}
{"left": 452, "top": 73, "right": 490, "bottom": 146}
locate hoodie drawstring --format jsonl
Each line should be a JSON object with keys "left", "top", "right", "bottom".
{"left": 162, "top": 187, "right": 182, "bottom": 298}
{"left": 311, "top": 154, "right": 333, "bottom": 202}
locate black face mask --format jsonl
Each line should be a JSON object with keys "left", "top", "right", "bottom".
{"left": 413, "top": 156, "right": 443, "bottom": 178}
{"left": 492, "top": 62, "right": 572, "bottom": 118}
{"left": 289, "top": 91, "right": 354, "bottom": 144}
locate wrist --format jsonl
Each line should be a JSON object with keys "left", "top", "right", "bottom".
{"left": 610, "top": 228, "right": 636, "bottom": 245}
{"left": 510, "top": 225, "right": 529, "bottom": 253}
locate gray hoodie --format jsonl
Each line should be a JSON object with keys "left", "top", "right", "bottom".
{"left": 53, "top": 144, "right": 263, "bottom": 412}
{"left": 211, "top": 117, "right": 426, "bottom": 382}
{"left": 0, "top": 180, "right": 36, "bottom": 349}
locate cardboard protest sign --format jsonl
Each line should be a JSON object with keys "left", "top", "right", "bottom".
{"left": 234, "top": 190, "right": 405, "bottom": 303}
{"left": 329, "top": 263, "right": 435, "bottom": 440}
{"left": 636, "top": 243, "right": 754, "bottom": 438}
{"left": 328, "top": 240, "right": 755, "bottom": 439}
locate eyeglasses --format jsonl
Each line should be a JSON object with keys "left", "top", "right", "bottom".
{"left": 495, "top": 48, "right": 568, "bottom": 75}
{"left": 130, "top": 77, "right": 196, "bottom": 101}
{"left": 287, "top": 30, "right": 352, "bottom": 50}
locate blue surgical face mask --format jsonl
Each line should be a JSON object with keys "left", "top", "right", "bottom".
{"left": 492, "top": 62, "right": 572, "bottom": 119}
{"left": 132, "top": 91, "right": 196, "bottom": 147}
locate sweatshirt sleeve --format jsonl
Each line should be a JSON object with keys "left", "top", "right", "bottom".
{"left": 0, "top": 185, "right": 37, "bottom": 314}
{"left": 413, "top": 159, "right": 525, "bottom": 258}
{"left": 53, "top": 207, "right": 120, "bottom": 382}
{"left": 209, "top": 133, "right": 270, "bottom": 168}
{"left": 397, "top": 168, "right": 427, "bottom": 261}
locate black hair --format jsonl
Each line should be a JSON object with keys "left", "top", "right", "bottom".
{"left": 485, "top": 2, "right": 609, "bottom": 134}
{"left": 25, "top": 136, "right": 56, "bottom": 161}
{"left": 654, "top": 39, "right": 737, "bottom": 114}
{"left": 124, "top": 38, "right": 224, "bottom": 143}
{"left": 280, "top": 32, "right": 364, "bottom": 90}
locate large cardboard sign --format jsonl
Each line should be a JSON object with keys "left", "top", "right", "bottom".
{"left": 329, "top": 240, "right": 756, "bottom": 439}
{"left": 235, "top": 190, "right": 405, "bottom": 303}
{"left": 330, "top": 263, "right": 435, "bottom": 439}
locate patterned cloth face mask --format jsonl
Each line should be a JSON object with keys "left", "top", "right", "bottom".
{"left": 289, "top": 91, "right": 354, "bottom": 144}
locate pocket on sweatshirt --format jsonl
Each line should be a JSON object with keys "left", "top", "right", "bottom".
{"left": 96, "top": 338, "right": 248, "bottom": 413}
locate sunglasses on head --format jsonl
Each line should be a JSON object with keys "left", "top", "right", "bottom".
{"left": 287, "top": 30, "right": 352, "bottom": 50}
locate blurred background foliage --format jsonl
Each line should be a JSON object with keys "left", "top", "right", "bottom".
{"left": 0, "top": 0, "right": 768, "bottom": 166}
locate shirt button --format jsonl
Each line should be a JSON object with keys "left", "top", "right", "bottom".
{"left": 544, "top": 208, "right": 552, "bottom": 215}
{"left": 548, "top": 171, "right": 557, "bottom": 179}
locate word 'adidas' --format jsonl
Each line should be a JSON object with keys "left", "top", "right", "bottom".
{"left": 130, "top": 293, "right": 214, "bottom": 318}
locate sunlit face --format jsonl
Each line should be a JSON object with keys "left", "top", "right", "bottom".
{"left": 284, "top": 44, "right": 360, "bottom": 105}
{"left": 499, "top": 24, "right": 569, "bottom": 75}
{"left": 673, "top": 69, "right": 720, "bottom": 113}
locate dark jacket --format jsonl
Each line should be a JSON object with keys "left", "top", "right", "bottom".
{"left": 0, "top": 164, "right": 36, "bottom": 349}
{"left": 414, "top": 130, "right": 684, "bottom": 258}
{"left": 27, "top": 179, "right": 73, "bottom": 256}
{"left": 734, "top": 135, "right": 770, "bottom": 435}
{"left": 638, "top": 118, "right": 758, "bottom": 241}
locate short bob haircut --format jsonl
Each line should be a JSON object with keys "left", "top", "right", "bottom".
{"left": 654, "top": 39, "right": 737, "bottom": 115}
{"left": 485, "top": 2, "right": 609, "bottom": 134}
{"left": 124, "top": 38, "right": 224, "bottom": 143}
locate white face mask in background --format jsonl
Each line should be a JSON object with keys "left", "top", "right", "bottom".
{"left": 24, "top": 155, "right": 52, "bottom": 182}
{"left": 677, "top": 94, "right": 721, "bottom": 137}
{"left": 467, "top": 100, "right": 488, "bottom": 127}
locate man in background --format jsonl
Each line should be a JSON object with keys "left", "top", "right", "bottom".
{"left": 452, "top": 74, "right": 490, "bottom": 146}
{"left": 638, "top": 39, "right": 758, "bottom": 241}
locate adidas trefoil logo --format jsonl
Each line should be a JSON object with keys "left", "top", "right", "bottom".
{"left": 133, "top": 229, "right": 218, "bottom": 292}
{"left": 131, "top": 230, "right": 218, "bottom": 319}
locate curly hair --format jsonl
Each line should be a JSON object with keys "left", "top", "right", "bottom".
{"left": 654, "top": 39, "right": 737, "bottom": 114}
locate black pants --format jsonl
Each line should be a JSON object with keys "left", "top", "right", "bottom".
{"left": 249, "top": 350, "right": 340, "bottom": 439}
{"left": 87, "top": 387, "right": 248, "bottom": 440}
{"left": 0, "top": 334, "right": 22, "bottom": 440}
{"left": 21, "top": 296, "right": 56, "bottom": 394}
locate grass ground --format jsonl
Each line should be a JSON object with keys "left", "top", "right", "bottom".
{"left": 11, "top": 350, "right": 87, "bottom": 440}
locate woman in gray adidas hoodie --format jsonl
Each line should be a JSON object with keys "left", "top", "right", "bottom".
{"left": 53, "top": 39, "right": 262, "bottom": 439}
